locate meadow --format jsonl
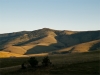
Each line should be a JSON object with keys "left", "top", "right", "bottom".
{"left": 0, "top": 50, "right": 100, "bottom": 75}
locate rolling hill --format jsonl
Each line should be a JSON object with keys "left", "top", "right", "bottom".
{"left": 0, "top": 28, "right": 100, "bottom": 57}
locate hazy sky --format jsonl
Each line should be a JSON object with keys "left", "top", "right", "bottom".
{"left": 0, "top": 0, "right": 100, "bottom": 33}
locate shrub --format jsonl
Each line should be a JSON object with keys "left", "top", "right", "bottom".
{"left": 28, "top": 57, "right": 38, "bottom": 67}
{"left": 42, "top": 56, "right": 52, "bottom": 66}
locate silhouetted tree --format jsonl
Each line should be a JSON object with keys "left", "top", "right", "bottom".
{"left": 42, "top": 56, "right": 52, "bottom": 66}
{"left": 28, "top": 57, "right": 38, "bottom": 68}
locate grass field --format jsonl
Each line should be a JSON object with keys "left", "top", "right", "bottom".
{"left": 2, "top": 60, "right": 98, "bottom": 75}
{"left": 0, "top": 50, "right": 100, "bottom": 75}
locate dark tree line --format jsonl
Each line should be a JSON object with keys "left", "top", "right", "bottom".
{"left": 21, "top": 56, "right": 52, "bottom": 69}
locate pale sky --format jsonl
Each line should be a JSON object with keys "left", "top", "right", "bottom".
{"left": 0, "top": 0, "right": 100, "bottom": 34}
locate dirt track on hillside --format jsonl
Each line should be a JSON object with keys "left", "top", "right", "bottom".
{"left": 0, "top": 65, "right": 21, "bottom": 73}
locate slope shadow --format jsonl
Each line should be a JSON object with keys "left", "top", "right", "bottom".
{"left": 89, "top": 42, "right": 100, "bottom": 51}
{"left": 14, "top": 36, "right": 45, "bottom": 46}
{"left": 55, "top": 30, "right": 100, "bottom": 47}
{"left": 25, "top": 41, "right": 65, "bottom": 54}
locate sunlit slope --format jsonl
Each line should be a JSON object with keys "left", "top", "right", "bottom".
{"left": 0, "top": 51, "right": 26, "bottom": 58}
{"left": 2, "top": 35, "right": 64, "bottom": 54}
{"left": 25, "top": 35, "right": 64, "bottom": 54}
{"left": 55, "top": 40, "right": 100, "bottom": 53}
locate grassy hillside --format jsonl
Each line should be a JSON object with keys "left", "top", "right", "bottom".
{"left": 0, "top": 51, "right": 27, "bottom": 58}
{"left": 53, "top": 40, "right": 100, "bottom": 54}
{"left": 0, "top": 28, "right": 100, "bottom": 55}
{"left": 0, "top": 50, "right": 100, "bottom": 75}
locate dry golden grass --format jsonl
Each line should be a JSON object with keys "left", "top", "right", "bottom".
{"left": 71, "top": 40, "right": 100, "bottom": 53}
{"left": 25, "top": 35, "right": 57, "bottom": 46}
{"left": 0, "top": 29, "right": 100, "bottom": 56}
{"left": 57, "top": 40, "right": 100, "bottom": 53}
{"left": 2, "top": 39, "right": 100, "bottom": 55}
{"left": 3, "top": 45, "right": 38, "bottom": 54}
{"left": 0, "top": 51, "right": 27, "bottom": 58}
{"left": 27, "top": 53, "right": 49, "bottom": 57}
{"left": 3, "top": 46, "right": 26, "bottom": 54}
{"left": 0, "top": 51, "right": 49, "bottom": 58}
{"left": 2, "top": 35, "right": 58, "bottom": 54}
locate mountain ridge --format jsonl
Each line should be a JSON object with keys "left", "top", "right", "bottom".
{"left": 0, "top": 28, "right": 100, "bottom": 56}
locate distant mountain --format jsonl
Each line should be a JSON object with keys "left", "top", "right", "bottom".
{"left": 0, "top": 28, "right": 100, "bottom": 55}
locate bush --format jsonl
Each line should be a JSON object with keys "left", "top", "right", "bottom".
{"left": 21, "top": 62, "right": 26, "bottom": 69}
{"left": 42, "top": 56, "right": 52, "bottom": 66}
{"left": 28, "top": 57, "right": 38, "bottom": 67}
